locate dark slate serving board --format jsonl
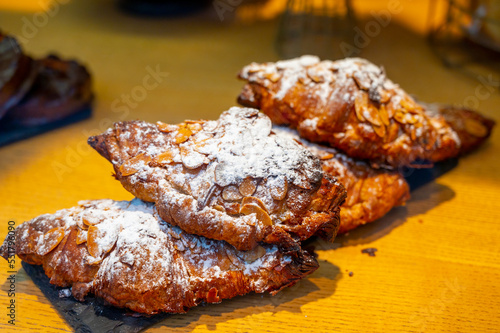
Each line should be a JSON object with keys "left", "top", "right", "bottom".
{"left": 22, "top": 262, "right": 169, "bottom": 333}
{"left": 0, "top": 107, "right": 92, "bottom": 147}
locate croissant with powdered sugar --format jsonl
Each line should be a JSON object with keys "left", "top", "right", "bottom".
{"left": 0, "top": 199, "right": 318, "bottom": 314}
{"left": 273, "top": 126, "right": 410, "bottom": 233}
{"left": 237, "top": 56, "right": 495, "bottom": 168}
{"left": 88, "top": 107, "right": 346, "bottom": 252}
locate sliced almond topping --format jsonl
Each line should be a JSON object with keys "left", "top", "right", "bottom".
{"left": 76, "top": 229, "right": 87, "bottom": 245}
{"left": 157, "top": 122, "right": 178, "bottom": 133}
{"left": 354, "top": 93, "right": 366, "bottom": 122}
{"left": 226, "top": 250, "right": 243, "bottom": 268}
{"left": 175, "top": 242, "right": 185, "bottom": 252}
{"left": 298, "top": 76, "right": 311, "bottom": 85}
{"left": 154, "top": 151, "right": 175, "bottom": 165}
{"left": 167, "top": 228, "right": 181, "bottom": 239}
{"left": 373, "top": 124, "right": 386, "bottom": 138}
{"left": 37, "top": 227, "right": 65, "bottom": 256}
{"left": 387, "top": 122, "right": 400, "bottom": 142}
{"left": 225, "top": 202, "right": 241, "bottom": 215}
{"left": 393, "top": 110, "right": 407, "bottom": 124}
{"left": 268, "top": 176, "right": 288, "bottom": 201}
{"left": 213, "top": 205, "right": 226, "bottom": 212}
{"left": 386, "top": 101, "right": 396, "bottom": 118}
{"left": 235, "top": 245, "right": 266, "bottom": 263}
{"left": 174, "top": 124, "right": 193, "bottom": 144}
{"left": 401, "top": 98, "right": 416, "bottom": 112}
{"left": 379, "top": 104, "right": 390, "bottom": 126}
{"left": 353, "top": 72, "right": 371, "bottom": 90}
{"left": 87, "top": 225, "right": 118, "bottom": 259}
{"left": 307, "top": 68, "right": 325, "bottom": 83}
{"left": 187, "top": 122, "right": 202, "bottom": 133}
{"left": 242, "top": 196, "right": 268, "bottom": 212}
{"left": 86, "top": 257, "right": 102, "bottom": 265}
{"left": 378, "top": 88, "right": 391, "bottom": 104}
{"left": 365, "top": 103, "right": 382, "bottom": 126}
{"left": 222, "top": 185, "right": 243, "bottom": 201}
{"left": 76, "top": 217, "right": 88, "bottom": 230}
{"left": 266, "top": 72, "right": 281, "bottom": 83}
{"left": 119, "top": 164, "right": 138, "bottom": 177}
{"left": 240, "top": 203, "right": 273, "bottom": 226}
{"left": 119, "top": 153, "right": 151, "bottom": 177}
{"left": 409, "top": 125, "right": 417, "bottom": 141}
{"left": 464, "top": 118, "right": 488, "bottom": 137}
{"left": 320, "top": 153, "right": 334, "bottom": 160}
{"left": 239, "top": 177, "right": 257, "bottom": 197}
{"left": 180, "top": 147, "right": 208, "bottom": 169}
{"left": 86, "top": 225, "right": 100, "bottom": 258}
{"left": 405, "top": 114, "right": 418, "bottom": 125}
{"left": 81, "top": 213, "right": 102, "bottom": 226}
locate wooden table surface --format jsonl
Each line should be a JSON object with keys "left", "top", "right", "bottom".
{"left": 0, "top": 1, "right": 499, "bottom": 332}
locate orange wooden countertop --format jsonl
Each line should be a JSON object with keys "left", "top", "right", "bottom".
{"left": 0, "top": 1, "right": 499, "bottom": 332}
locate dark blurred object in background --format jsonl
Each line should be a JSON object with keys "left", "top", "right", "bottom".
{"left": 0, "top": 32, "right": 93, "bottom": 146}
{"left": 276, "top": 0, "right": 356, "bottom": 60}
{"left": 118, "top": 0, "right": 212, "bottom": 17}
{"left": 429, "top": 0, "right": 500, "bottom": 80}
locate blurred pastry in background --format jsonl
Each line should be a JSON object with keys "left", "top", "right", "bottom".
{"left": 0, "top": 33, "right": 38, "bottom": 120}
{"left": 3, "top": 54, "right": 92, "bottom": 127}
{"left": 0, "top": 31, "right": 93, "bottom": 145}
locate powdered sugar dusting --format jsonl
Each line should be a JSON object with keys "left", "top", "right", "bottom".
{"left": 7, "top": 199, "right": 304, "bottom": 311}
{"left": 240, "top": 56, "right": 400, "bottom": 105}
{"left": 102, "top": 107, "right": 325, "bottom": 244}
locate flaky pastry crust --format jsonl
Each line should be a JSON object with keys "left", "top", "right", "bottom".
{"left": 88, "top": 107, "right": 346, "bottom": 251}
{"left": 423, "top": 103, "right": 495, "bottom": 155}
{"left": 274, "top": 126, "right": 410, "bottom": 233}
{"left": 237, "top": 56, "right": 493, "bottom": 168}
{"left": 0, "top": 199, "right": 319, "bottom": 314}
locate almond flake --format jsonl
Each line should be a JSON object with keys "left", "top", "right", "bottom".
{"left": 222, "top": 185, "right": 243, "bottom": 201}
{"left": 242, "top": 196, "right": 268, "bottom": 212}
{"left": 240, "top": 203, "right": 273, "bottom": 226}
{"left": 464, "top": 118, "right": 488, "bottom": 137}
{"left": 239, "top": 177, "right": 257, "bottom": 197}
{"left": 76, "top": 229, "right": 87, "bottom": 245}
{"left": 37, "top": 227, "right": 65, "bottom": 256}
{"left": 157, "top": 122, "right": 178, "bottom": 133}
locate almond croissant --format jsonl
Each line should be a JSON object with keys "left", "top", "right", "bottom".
{"left": 273, "top": 126, "right": 410, "bottom": 233}
{"left": 0, "top": 199, "right": 319, "bottom": 314}
{"left": 238, "top": 56, "right": 495, "bottom": 168}
{"left": 88, "top": 107, "right": 346, "bottom": 252}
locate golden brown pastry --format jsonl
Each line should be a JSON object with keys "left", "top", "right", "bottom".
{"left": 237, "top": 56, "right": 493, "bottom": 168}
{"left": 88, "top": 107, "right": 346, "bottom": 252}
{"left": 0, "top": 199, "right": 319, "bottom": 314}
{"left": 273, "top": 126, "right": 410, "bottom": 233}
{"left": 423, "top": 103, "right": 495, "bottom": 156}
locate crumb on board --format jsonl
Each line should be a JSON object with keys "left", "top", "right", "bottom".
{"left": 361, "top": 247, "right": 378, "bottom": 257}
